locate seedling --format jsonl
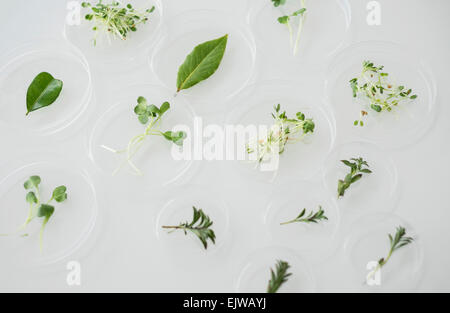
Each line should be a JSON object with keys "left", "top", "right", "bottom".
{"left": 338, "top": 157, "right": 372, "bottom": 198}
{"left": 26, "top": 72, "right": 63, "bottom": 115}
{"left": 82, "top": 1, "right": 155, "bottom": 45}
{"left": 366, "top": 226, "right": 414, "bottom": 283}
{"left": 350, "top": 60, "right": 418, "bottom": 126}
{"left": 267, "top": 260, "right": 292, "bottom": 293}
{"left": 247, "top": 104, "right": 315, "bottom": 166}
{"left": 21, "top": 176, "right": 68, "bottom": 252}
{"left": 280, "top": 206, "right": 327, "bottom": 225}
{"left": 162, "top": 206, "right": 216, "bottom": 250}
{"left": 274, "top": 0, "right": 307, "bottom": 55}
{"left": 101, "top": 97, "right": 187, "bottom": 176}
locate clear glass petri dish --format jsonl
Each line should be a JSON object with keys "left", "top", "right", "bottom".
{"left": 149, "top": 9, "right": 256, "bottom": 114}
{"left": 234, "top": 246, "right": 316, "bottom": 293}
{"left": 64, "top": 0, "right": 163, "bottom": 65}
{"left": 324, "top": 41, "right": 437, "bottom": 149}
{"left": 0, "top": 40, "right": 92, "bottom": 137}
{"left": 321, "top": 141, "right": 398, "bottom": 219}
{"left": 0, "top": 155, "right": 98, "bottom": 269}
{"left": 343, "top": 213, "right": 423, "bottom": 292}
{"left": 224, "top": 81, "right": 336, "bottom": 185}
{"left": 264, "top": 180, "right": 340, "bottom": 263}
{"left": 154, "top": 186, "right": 231, "bottom": 258}
{"left": 89, "top": 83, "right": 198, "bottom": 188}
{"left": 247, "top": 0, "right": 352, "bottom": 71}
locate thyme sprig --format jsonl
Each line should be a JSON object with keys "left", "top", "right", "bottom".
{"left": 280, "top": 206, "right": 328, "bottom": 225}
{"left": 367, "top": 226, "right": 414, "bottom": 283}
{"left": 338, "top": 157, "right": 372, "bottom": 198}
{"left": 162, "top": 207, "right": 216, "bottom": 250}
{"left": 267, "top": 260, "right": 292, "bottom": 293}
{"left": 247, "top": 104, "right": 315, "bottom": 165}
{"left": 350, "top": 60, "right": 418, "bottom": 126}
{"left": 82, "top": 1, "right": 155, "bottom": 45}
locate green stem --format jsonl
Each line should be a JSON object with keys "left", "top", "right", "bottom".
{"left": 39, "top": 216, "right": 50, "bottom": 253}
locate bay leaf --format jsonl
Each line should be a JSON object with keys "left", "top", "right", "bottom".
{"left": 26, "top": 72, "right": 63, "bottom": 115}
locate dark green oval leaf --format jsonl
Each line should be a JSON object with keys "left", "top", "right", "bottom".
{"left": 176, "top": 34, "right": 228, "bottom": 92}
{"left": 26, "top": 72, "right": 63, "bottom": 115}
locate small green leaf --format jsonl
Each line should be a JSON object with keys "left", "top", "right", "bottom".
{"left": 138, "top": 114, "right": 149, "bottom": 125}
{"left": 159, "top": 101, "right": 170, "bottom": 115}
{"left": 24, "top": 176, "right": 41, "bottom": 190}
{"left": 176, "top": 34, "right": 228, "bottom": 92}
{"left": 26, "top": 72, "right": 63, "bottom": 115}
{"left": 277, "top": 16, "right": 290, "bottom": 24}
{"left": 37, "top": 204, "right": 55, "bottom": 219}
{"left": 26, "top": 192, "right": 38, "bottom": 205}
{"left": 52, "top": 186, "right": 68, "bottom": 203}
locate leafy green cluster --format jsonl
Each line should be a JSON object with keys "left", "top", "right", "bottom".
{"left": 102, "top": 97, "right": 186, "bottom": 176}
{"left": 82, "top": 1, "right": 155, "bottom": 45}
{"left": 162, "top": 207, "right": 216, "bottom": 250}
{"left": 367, "top": 226, "right": 414, "bottom": 282}
{"left": 281, "top": 206, "right": 328, "bottom": 225}
{"left": 267, "top": 260, "right": 292, "bottom": 293}
{"left": 338, "top": 157, "right": 372, "bottom": 198}
{"left": 350, "top": 61, "right": 418, "bottom": 126}
{"left": 247, "top": 104, "right": 315, "bottom": 165}
{"left": 22, "top": 176, "right": 68, "bottom": 251}
{"left": 273, "top": 0, "right": 307, "bottom": 55}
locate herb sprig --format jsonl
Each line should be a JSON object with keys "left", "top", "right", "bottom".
{"left": 280, "top": 206, "right": 328, "bottom": 225}
{"left": 338, "top": 157, "right": 372, "bottom": 198}
{"left": 350, "top": 61, "right": 418, "bottom": 126}
{"left": 247, "top": 104, "right": 315, "bottom": 166}
{"left": 274, "top": 0, "right": 307, "bottom": 55}
{"left": 267, "top": 260, "right": 292, "bottom": 293}
{"left": 366, "top": 226, "right": 414, "bottom": 283}
{"left": 162, "top": 207, "right": 216, "bottom": 250}
{"left": 101, "top": 97, "right": 186, "bottom": 176}
{"left": 82, "top": 1, "right": 155, "bottom": 45}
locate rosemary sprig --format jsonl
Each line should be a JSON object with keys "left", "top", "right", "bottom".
{"left": 280, "top": 206, "right": 328, "bottom": 225}
{"left": 367, "top": 226, "right": 414, "bottom": 283}
{"left": 162, "top": 207, "right": 216, "bottom": 250}
{"left": 338, "top": 157, "right": 372, "bottom": 198}
{"left": 267, "top": 260, "right": 292, "bottom": 293}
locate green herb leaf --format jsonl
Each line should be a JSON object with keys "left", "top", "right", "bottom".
{"left": 37, "top": 204, "right": 55, "bottom": 219}
{"left": 26, "top": 192, "right": 38, "bottom": 205}
{"left": 52, "top": 186, "right": 68, "bottom": 203}
{"left": 338, "top": 157, "right": 371, "bottom": 198}
{"left": 271, "top": 0, "right": 287, "bottom": 7}
{"left": 267, "top": 260, "right": 292, "bottom": 293}
{"left": 26, "top": 72, "right": 63, "bottom": 115}
{"left": 281, "top": 206, "right": 328, "bottom": 225}
{"left": 176, "top": 34, "right": 228, "bottom": 92}
{"left": 24, "top": 176, "right": 41, "bottom": 190}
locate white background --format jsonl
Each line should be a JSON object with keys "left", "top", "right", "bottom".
{"left": 0, "top": 0, "right": 449, "bottom": 292}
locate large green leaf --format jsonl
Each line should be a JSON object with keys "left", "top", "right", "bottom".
{"left": 26, "top": 72, "right": 63, "bottom": 115}
{"left": 176, "top": 34, "right": 228, "bottom": 92}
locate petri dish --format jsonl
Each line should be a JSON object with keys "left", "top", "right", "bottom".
{"left": 64, "top": 0, "right": 163, "bottom": 65}
{"left": 149, "top": 9, "right": 256, "bottom": 114}
{"left": 0, "top": 40, "right": 92, "bottom": 137}
{"left": 325, "top": 41, "right": 437, "bottom": 149}
{"left": 89, "top": 83, "right": 198, "bottom": 188}
{"left": 343, "top": 213, "right": 423, "bottom": 292}
{"left": 234, "top": 246, "right": 316, "bottom": 293}
{"left": 264, "top": 180, "right": 340, "bottom": 262}
{"left": 224, "top": 81, "right": 336, "bottom": 185}
{"left": 0, "top": 155, "right": 98, "bottom": 269}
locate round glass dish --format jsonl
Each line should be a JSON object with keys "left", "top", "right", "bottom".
{"left": 0, "top": 41, "right": 92, "bottom": 137}
{"left": 234, "top": 246, "right": 316, "bottom": 293}
{"left": 343, "top": 213, "right": 423, "bottom": 292}
{"left": 89, "top": 83, "right": 198, "bottom": 188}
{"left": 325, "top": 41, "right": 437, "bottom": 149}
{"left": 149, "top": 9, "right": 256, "bottom": 114}
{"left": 321, "top": 141, "right": 398, "bottom": 218}
{"left": 264, "top": 180, "right": 340, "bottom": 262}
{"left": 224, "top": 81, "right": 336, "bottom": 185}
{"left": 154, "top": 186, "right": 231, "bottom": 258}
{"left": 0, "top": 156, "right": 98, "bottom": 269}
{"left": 247, "top": 0, "right": 351, "bottom": 70}
{"left": 64, "top": 0, "right": 163, "bottom": 65}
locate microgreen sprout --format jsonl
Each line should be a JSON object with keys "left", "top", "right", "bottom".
{"left": 267, "top": 260, "right": 292, "bottom": 293}
{"left": 280, "top": 206, "right": 328, "bottom": 225}
{"left": 274, "top": 0, "right": 307, "bottom": 55}
{"left": 21, "top": 176, "right": 68, "bottom": 252}
{"left": 82, "top": 1, "right": 155, "bottom": 45}
{"left": 101, "top": 97, "right": 186, "bottom": 176}
{"left": 247, "top": 104, "right": 315, "bottom": 166}
{"left": 162, "top": 206, "right": 216, "bottom": 250}
{"left": 350, "top": 60, "right": 418, "bottom": 126}
{"left": 366, "top": 226, "right": 414, "bottom": 283}
{"left": 338, "top": 157, "right": 372, "bottom": 198}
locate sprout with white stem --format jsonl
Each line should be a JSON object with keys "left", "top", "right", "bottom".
{"left": 275, "top": 0, "right": 307, "bottom": 56}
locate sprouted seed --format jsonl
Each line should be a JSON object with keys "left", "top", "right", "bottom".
{"left": 274, "top": 0, "right": 307, "bottom": 56}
